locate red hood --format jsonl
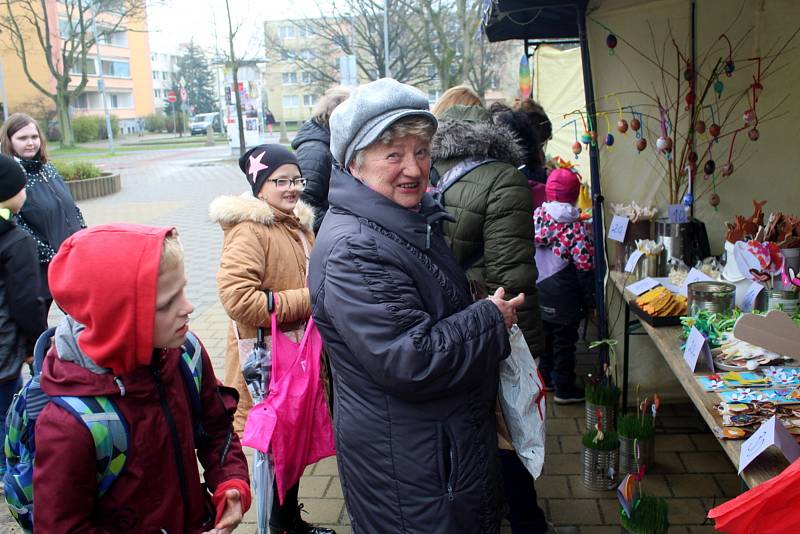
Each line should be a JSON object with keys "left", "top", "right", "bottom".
{"left": 48, "top": 224, "right": 174, "bottom": 376}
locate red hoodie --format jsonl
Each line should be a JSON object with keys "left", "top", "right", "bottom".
{"left": 34, "top": 224, "right": 251, "bottom": 533}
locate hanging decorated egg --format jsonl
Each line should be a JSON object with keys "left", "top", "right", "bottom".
{"left": 636, "top": 138, "right": 647, "bottom": 152}
{"left": 590, "top": 131, "right": 598, "bottom": 142}
{"left": 704, "top": 160, "right": 716, "bottom": 176}
{"left": 682, "top": 192, "right": 694, "bottom": 206}
{"left": 617, "top": 119, "right": 628, "bottom": 133}
{"left": 656, "top": 136, "right": 673, "bottom": 153}
{"left": 684, "top": 67, "right": 695, "bottom": 81}
{"left": 710, "top": 193, "right": 720, "bottom": 207}
{"left": 722, "top": 162, "right": 734, "bottom": 177}
{"left": 607, "top": 34, "right": 618, "bottom": 50}
{"left": 581, "top": 131, "right": 592, "bottom": 144}
{"left": 748, "top": 127, "right": 760, "bottom": 141}
{"left": 709, "top": 123, "right": 721, "bottom": 138}
{"left": 605, "top": 133, "right": 615, "bottom": 146}
{"left": 572, "top": 141, "right": 582, "bottom": 156}
{"left": 688, "top": 151, "right": 698, "bottom": 163}
{"left": 518, "top": 53, "right": 532, "bottom": 99}
{"left": 695, "top": 121, "right": 706, "bottom": 134}
{"left": 685, "top": 91, "right": 695, "bottom": 108}
{"left": 714, "top": 79, "right": 724, "bottom": 97}
{"left": 725, "top": 60, "right": 735, "bottom": 77}
{"left": 630, "top": 118, "right": 641, "bottom": 131}
{"left": 743, "top": 109, "right": 755, "bottom": 125}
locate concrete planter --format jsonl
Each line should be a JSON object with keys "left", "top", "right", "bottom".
{"left": 66, "top": 172, "right": 121, "bottom": 201}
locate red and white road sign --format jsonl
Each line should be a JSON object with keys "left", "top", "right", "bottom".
{"left": 166, "top": 90, "right": 177, "bottom": 103}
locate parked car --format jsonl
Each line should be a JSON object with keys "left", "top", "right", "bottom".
{"left": 190, "top": 112, "right": 221, "bottom": 135}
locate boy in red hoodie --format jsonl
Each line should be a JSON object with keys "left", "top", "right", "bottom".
{"left": 33, "top": 224, "right": 251, "bottom": 533}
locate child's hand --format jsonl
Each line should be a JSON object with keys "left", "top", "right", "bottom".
{"left": 204, "top": 489, "right": 243, "bottom": 534}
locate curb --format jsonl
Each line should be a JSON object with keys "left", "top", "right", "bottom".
{"left": 66, "top": 173, "right": 122, "bottom": 201}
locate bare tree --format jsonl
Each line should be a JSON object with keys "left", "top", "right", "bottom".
{"left": 0, "top": 0, "right": 146, "bottom": 147}
{"left": 223, "top": 0, "right": 246, "bottom": 155}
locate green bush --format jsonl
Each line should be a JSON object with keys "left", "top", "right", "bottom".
{"left": 144, "top": 113, "right": 167, "bottom": 132}
{"left": 97, "top": 115, "right": 120, "bottom": 140}
{"left": 52, "top": 160, "right": 103, "bottom": 182}
{"left": 72, "top": 116, "right": 100, "bottom": 143}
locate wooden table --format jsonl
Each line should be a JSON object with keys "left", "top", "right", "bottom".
{"left": 610, "top": 271, "right": 789, "bottom": 488}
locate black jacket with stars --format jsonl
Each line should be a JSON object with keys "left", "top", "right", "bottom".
{"left": 15, "top": 158, "right": 86, "bottom": 266}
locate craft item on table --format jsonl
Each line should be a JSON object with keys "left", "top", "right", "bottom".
{"left": 636, "top": 239, "right": 664, "bottom": 256}
{"left": 695, "top": 257, "right": 722, "bottom": 280}
{"left": 763, "top": 212, "right": 800, "bottom": 249}
{"left": 712, "top": 331, "right": 795, "bottom": 371}
{"left": 681, "top": 309, "right": 740, "bottom": 349}
{"left": 733, "top": 310, "right": 800, "bottom": 360}
{"left": 724, "top": 200, "right": 768, "bottom": 243}
{"left": 634, "top": 286, "right": 687, "bottom": 317}
{"left": 721, "top": 427, "right": 747, "bottom": 439}
{"left": 696, "top": 372, "right": 769, "bottom": 392}
{"left": 733, "top": 240, "right": 785, "bottom": 289}
{"left": 718, "top": 388, "right": 800, "bottom": 405}
{"left": 762, "top": 367, "right": 800, "bottom": 387}
{"left": 737, "top": 415, "right": 800, "bottom": 475}
{"left": 668, "top": 258, "right": 690, "bottom": 288}
{"left": 609, "top": 202, "right": 658, "bottom": 223}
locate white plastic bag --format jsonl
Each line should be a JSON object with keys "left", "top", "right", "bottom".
{"left": 498, "top": 325, "right": 547, "bottom": 478}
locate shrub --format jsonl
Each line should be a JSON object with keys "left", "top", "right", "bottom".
{"left": 97, "top": 115, "right": 120, "bottom": 140}
{"left": 52, "top": 160, "right": 103, "bottom": 181}
{"left": 144, "top": 113, "right": 167, "bottom": 132}
{"left": 72, "top": 116, "right": 100, "bottom": 143}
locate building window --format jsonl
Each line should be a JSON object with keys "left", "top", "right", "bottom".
{"left": 282, "top": 72, "right": 298, "bottom": 85}
{"left": 107, "top": 92, "right": 133, "bottom": 109}
{"left": 282, "top": 95, "right": 299, "bottom": 108}
{"left": 301, "top": 71, "right": 313, "bottom": 84}
{"left": 97, "top": 28, "right": 128, "bottom": 47}
{"left": 303, "top": 94, "right": 316, "bottom": 107}
{"left": 152, "top": 71, "right": 158, "bottom": 80}
{"left": 101, "top": 59, "right": 130, "bottom": 78}
{"left": 299, "top": 49, "right": 313, "bottom": 60}
{"left": 70, "top": 59, "right": 97, "bottom": 76}
{"left": 162, "top": 72, "right": 168, "bottom": 80}
{"left": 279, "top": 25, "right": 295, "bottom": 39}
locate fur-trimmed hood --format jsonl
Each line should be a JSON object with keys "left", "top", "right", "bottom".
{"left": 208, "top": 192, "right": 315, "bottom": 232}
{"left": 431, "top": 116, "right": 527, "bottom": 167}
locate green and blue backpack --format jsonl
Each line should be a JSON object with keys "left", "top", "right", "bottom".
{"left": 3, "top": 327, "right": 204, "bottom": 532}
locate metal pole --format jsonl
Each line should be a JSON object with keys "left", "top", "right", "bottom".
{"left": 0, "top": 60, "right": 8, "bottom": 121}
{"left": 90, "top": 15, "right": 114, "bottom": 152}
{"left": 383, "top": 0, "right": 390, "bottom": 77}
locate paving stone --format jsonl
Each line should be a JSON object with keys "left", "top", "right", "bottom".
{"left": 649, "top": 451, "right": 686, "bottom": 474}
{"left": 546, "top": 417, "right": 580, "bottom": 435}
{"left": 655, "top": 433, "right": 696, "bottom": 452}
{"left": 689, "top": 433, "right": 724, "bottom": 451}
{"left": 299, "top": 476, "right": 332, "bottom": 498}
{"left": 312, "top": 456, "right": 340, "bottom": 476}
{"left": 580, "top": 526, "right": 623, "bottom": 534}
{"left": 626, "top": 474, "right": 671, "bottom": 497}
{"left": 679, "top": 452, "right": 734, "bottom": 474}
{"left": 713, "top": 474, "right": 744, "bottom": 498}
{"left": 534, "top": 475, "right": 570, "bottom": 498}
{"left": 559, "top": 434, "right": 583, "bottom": 453}
{"left": 551, "top": 401, "right": 586, "bottom": 419}
{"left": 541, "top": 453, "right": 583, "bottom": 475}
{"left": 597, "top": 498, "right": 623, "bottom": 525}
{"left": 546, "top": 434, "right": 561, "bottom": 453}
{"left": 689, "top": 525, "right": 721, "bottom": 534}
{"left": 666, "top": 474, "right": 725, "bottom": 498}
{"left": 566, "top": 474, "right": 618, "bottom": 499}
{"left": 668, "top": 498, "right": 711, "bottom": 524}
{"left": 548, "top": 498, "right": 603, "bottom": 525}
{"left": 297, "top": 498, "right": 345, "bottom": 524}
{"left": 326, "top": 478, "right": 344, "bottom": 499}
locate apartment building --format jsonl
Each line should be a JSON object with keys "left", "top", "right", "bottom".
{"left": 150, "top": 51, "right": 180, "bottom": 110}
{"left": 0, "top": 0, "right": 154, "bottom": 134}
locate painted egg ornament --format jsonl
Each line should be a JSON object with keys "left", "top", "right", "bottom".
{"left": 695, "top": 121, "right": 706, "bottom": 134}
{"left": 722, "top": 162, "right": 734, "bottom": 177}
{"left": 743, "top": 109, "right": 756, "bottom": 125}
{"left": 606, "top": 34, "right": 618, "bottom": 50}
{"left": 710, "top": 193, "right": 721, "bottom": 208}
{"left": 685, "top": 91, "right": 695, "bottom": 108}
{"left": 605, "top": 133, "right": 615, "bottom": 146}
{"left": 590, "top": 131, "right": 598, "bottom": 142}
{"left": 581, "top": 131, "right": 592, "bottom": 144}
{"left": 714, "top": 79, "right": 724, "bottom": 97}
{"left": 704, "top": 160, "right": 716, "bottom": 176}
{"left": 709, "top": 123, "right": 721, "bottom": 138}
{"left": 630, "top": 118, "right": 641, "bottom": 131}
{"left": 725, "top": 60, "right": 735, "bottom": 77}
{"left": 682, "top": 192, "right": 694, "bottom": 206}
{"left": 748, "top": 128, "right": 760, "bottom": 141}
{"left": 684, "top": 67, "right": 695, "bottom": 81}
{"left": 656, "top": 136, "right": 673, "bottom": 153}
{"left": 635, "top": 138, "right": 647, "bottom": 152}
{"left": 572, "top": 141, "right": 582, "bottom": 156}
{"left": 617, "top": 119, "right": 628, "bottom": 133}
{"left": 688, "top": 151, "right": 698, "bottom": 163}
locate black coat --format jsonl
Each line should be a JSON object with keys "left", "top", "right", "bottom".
{"left": 0, "top": 215, "right": 47, "bottom": 382}
{"left": 309, "top": 168, "right": 510, "bottom": 534}
{"left": 293, "top": 120, "right": 333, "bottom": 233}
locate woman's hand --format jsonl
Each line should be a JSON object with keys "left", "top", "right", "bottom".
{"left": 203, "top": 489, "right": 243, "bottom": 534}
{"left": 487, "top": 287, "right": 525, "bottom": 328}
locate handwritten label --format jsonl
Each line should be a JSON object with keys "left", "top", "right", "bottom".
{"left": 668, "top": 204, "right": 689, "bottom": 224}
{"left": 608, "top": 216, "right": 630, "bottom": 243}
{"left": 624, "top": 250, "right": 645, "bottom": 273}
{"left": 684, "top": 326, "right": 713, "bottom": 372}
{"left": 738, "top": 416, "right": 800, "bottom": 474}
{"left": 626, "top": 278, "right": 660, "bottom": 296}
{"left": 740, "top": 282, "right": 765, "bottom": 313}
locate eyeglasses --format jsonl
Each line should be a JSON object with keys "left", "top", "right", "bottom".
{"left": 268, "top": 178, "right": 307, "bottom": 190}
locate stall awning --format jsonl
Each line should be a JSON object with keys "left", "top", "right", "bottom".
{"left": 483, "top": 0, "right": 588, "bottom": 42}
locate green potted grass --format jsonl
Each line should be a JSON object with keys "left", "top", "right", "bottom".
{"left": 585, "top": 364, "right": 620, "bottom": 433}
{"left": 617, "top": 392, "right": 659, "bottom": 474}
{"left": 581, "top": 418, "right": 620, "bottom": 491}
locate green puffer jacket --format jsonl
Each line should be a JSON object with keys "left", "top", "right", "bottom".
{"left": 431, "top": 105, "right": 544, "bottom": 357}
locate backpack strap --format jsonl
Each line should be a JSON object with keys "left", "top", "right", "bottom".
{"left": 177, "top": 331, "right": 205, "bottom": 443}
{"left": 33, "top": 327, "right": 56, "bottom": 377}
{"left": 50, "top": 395, "right": 129, "bottom": 497}
{"left": 434, "top": 157, "right": 497, "bottom": 196}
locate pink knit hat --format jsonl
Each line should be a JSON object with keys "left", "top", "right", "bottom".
{"left": 545, "top": 168, "right": 581, "bottom": 203}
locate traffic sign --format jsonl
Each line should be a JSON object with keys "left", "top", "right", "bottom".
{"left": 166, "top": 90, "right": 177, "bottom": 103}
{"left": 179, "top": 88, "right": 187, "bottom": 101}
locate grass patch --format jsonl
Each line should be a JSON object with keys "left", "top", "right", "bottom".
{"left": 585, "top": 382, "right": 620, "bottom": 407}
{"left": 617, "top": 413, "right": 655, "bottom": 440}
{"left": 582, "top": 428, "right": 619, "bottom": 451}
{"left": 619, "top": 494, "right": 669, "bottom": 534}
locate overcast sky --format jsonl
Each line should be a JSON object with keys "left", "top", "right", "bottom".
{"left": 147, "top": 0, "right": 333, "bottom": 55}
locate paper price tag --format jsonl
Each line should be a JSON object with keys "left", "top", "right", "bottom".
{"left": 626, "top": 278, "right": 660, "bottom": 296}
{"left": 739, "top": 416, "right": 800, "bottom": 474}
{"left": 624, "top": 250, "right": 645, "bottom": 273}
{"left": 740, "top": 282, "right": 765, "bottom": 313}
{"left": 608, "top": 215, "right": 629, "bottom": 243}
{"left": 668, "top": 204, "right": 688, "bottom": 224}
{"left": 684, "top": 268, "right": 713, "bottom": 291}
{"left": 684, "top": 326, "right": 713, "bottom": 372}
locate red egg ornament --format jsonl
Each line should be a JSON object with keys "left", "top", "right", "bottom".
{"left": 743, "top": 109, "right": 756, "bottom": 125}
{"left": 685, "top": 91, "right": 695, "bottom": 108}
{"left": 572, "top": 141, "right": 582, "bottom": 156}
{"left": 688, "top": 151, "right": 698, "bottom": 163}
{"left": 606, "top": 34, "right": 618, "bottom": 50}
{"left": 748, "top": 128, "right": 760, "bottom": 141}
{"left": 617, "top": 119, "right": 628, "bottom": 133}
{"left": 695, "top": 121, "right": 706, "bottom": 134}
{"left": 709, "top": 124, "right": 721, "bottom": 138}
{"left": 636, "top": 138, "right": 647, "bottom": 153}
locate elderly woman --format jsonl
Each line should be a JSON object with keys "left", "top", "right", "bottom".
{"left": 308, "top": 78, "right": 524, "bottom": 534}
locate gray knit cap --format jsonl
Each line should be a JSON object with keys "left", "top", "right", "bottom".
{"left": 329, "top": 78, "right": 437, "bottom": 167}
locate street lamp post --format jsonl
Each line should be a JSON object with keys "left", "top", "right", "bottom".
{"left": 90, "top": 16, "right": 115, "bottom": 152}
{"left": 383, "top": 0, "right": 390, "bottom": 78}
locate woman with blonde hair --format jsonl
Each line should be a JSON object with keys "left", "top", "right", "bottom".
{"left": 0, "top": 112, "right": 85, "bottom": 312}
{"left": 294, "top": 86, "right": 351, "bottom": 233}
{"left": 431, "top": 84, "right": 483, "bottom": 117}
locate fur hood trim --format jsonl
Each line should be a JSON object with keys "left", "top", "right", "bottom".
{"left": 209, "top": 192, "right": 314, "bottom": 231}
{"left": 431, "top": 118, "right": 526, "bottom": 167}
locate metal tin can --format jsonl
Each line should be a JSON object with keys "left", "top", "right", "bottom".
{"left": 688, "top": 281, "right": 736, "bottom": 316}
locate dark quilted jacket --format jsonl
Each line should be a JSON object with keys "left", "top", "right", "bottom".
{"left": 431, "top": 106, "right": 545, "bottom": 357}
{"left": 293, "top": 119, "right": 333, "bottom": 233}
{"left": 309, "top": 168, "right": 510, "bottom": 534}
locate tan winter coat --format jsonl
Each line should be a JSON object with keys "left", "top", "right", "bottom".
{"left": 209, "top": 193, "right": 315, "bottom": 433}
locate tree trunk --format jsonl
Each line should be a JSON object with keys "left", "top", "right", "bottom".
{"left": 231, "top": 64, "right": 245, "bottom": 155}
{"left": 56, "top": 91, "right": 75, "bottom": 148}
